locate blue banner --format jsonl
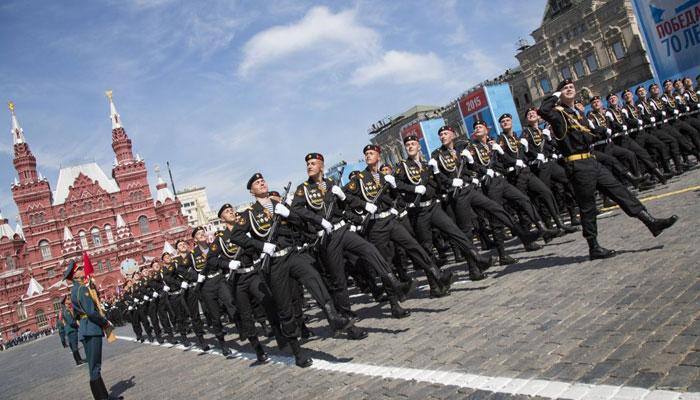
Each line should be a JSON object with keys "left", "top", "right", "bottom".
{"left": 632, "top": 0, "right": 700, "bottom": 81}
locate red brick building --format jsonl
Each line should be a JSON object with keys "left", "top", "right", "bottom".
{"left": 0, "top": 93, "right": 190, "bottom": 340}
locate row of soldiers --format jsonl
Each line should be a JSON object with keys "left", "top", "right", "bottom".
{"left": 96, "top": 76, "right": 690, "bottom": 370}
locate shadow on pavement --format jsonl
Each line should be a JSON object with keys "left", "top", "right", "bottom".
{"left": 110, "top": 375, "right": 136, "bottom": 398}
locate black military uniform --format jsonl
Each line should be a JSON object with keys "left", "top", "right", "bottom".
{"left": 208, "top": 203, "right": 273, "bottom": 363}
{"left": 161, "top": 253, "right": 193, "bottom": 347}
{"left": 146, "top": 263, "right": 176, "bottom": 344}
{"left": 652, "top": 85, "right": 700, "bottom": 157}
{"left": 538, "top": 79, "right": 678, "bottom": 260}
{"left": 177, "top": 244, "right": 210, "bottom": 351}
{"left": 497, "top": 114, "right": 576, "bottom": 235}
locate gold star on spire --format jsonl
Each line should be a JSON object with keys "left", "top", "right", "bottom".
{"left": 8, "top": 101, "right": 15, "bottom": 113}
{"left": 105, "top": 90, "right": 113, "bottom": 100}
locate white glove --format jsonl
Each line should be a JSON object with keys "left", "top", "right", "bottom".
{"left": 316, "top": 230, "right": 324, "bottom": 237}
{"left": 686, "top": 106, "right": 691, "bottom": 112}
{"left": 451, "top": 178, "right": 464, "bottom": 188}
{"left": 622, "top": 125, "right": 628, "bottom": 131}
{"left": 143, "top": 295, "right": 149, "bottom": 301}
{"left": 515, "top": 159, "right": 526, "bottom": 168}
{"left": 163, "top": 285, "right": 170, "bottom": 292}
{"left": 519, "top": 138, "right": 529, "bottom": 151}
{"left": 491, "top": 143, "right": 504, "bottom": 154}
{"left": 383, "top": 174, "right": 396, "bottom": 188}
{"left": 414, "top": 185, "right": 426, "bottom": 194}
{"left": 364, "top": 203, "right": 377, "bottom": 214}
{"left": 551, "top": 154, "right": 560, "bottom": 159}
{"left": 389, "top": 208, "right": 398, "bottom": 216}
{"left": 197, "top": 274, "right": 205, "bottom": 283}
{"left": 460, "top": 149, "right": 474, "bottom": 163}
{"left": 274, "top": 203, "right": 290, "bottom": 218}
{"left": 427, "top": 158, "right": 440, "bottom": 174}
{"left": 650, "top": 117, "right": 656, "bottom": 123}
{"left": 152, "top": 292, "right": 158, "bottom": 298}
{"left": 536, "top": 153, "right": 545, "bottom": 162}
{"left": 606, "top": 128, "right": 612, "bottom": 136}
{"left": 285, "top": 192, "right": 294, "bottom": 205}
{"left": 262, "top": 242, "right": 276, "bottom": 255}
{"left": 637, "top": 119, "right": 643, "bottom": 127}
{"left": 553, "top": 91, "right": 561, "bottom": 98}
{"left": 674, "top": 109, "right": 679, "bottom": 115}
{"left": 486, "top": 169, "right": 495, "bottom": 178}
{"left": 228, "top": 260, "right": 241, "bottom": 271}
{"left": 661, "top": 111, "right": 667, "bottom": 117}
{"left": 320, "top": 218, "right": 333, "bottom": 233}
{"left": 128, "top": 306, "right": 133, "bottom": 311}
{"left": 472, "top": 178, "right": 480, "bottom": 186}
{"left": 331, "top": 185, "right": 346, "bottom": 200}
{"left": 542, "top": 128, "right": 551, "bottom": 139}
{"left": 180, "top": 281, "right": 188, "bottom": 290}
{"left": 697, "top": 103, "right": 700, "bottom": 109}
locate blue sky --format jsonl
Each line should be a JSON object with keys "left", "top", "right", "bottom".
{"left": 0, "top": 0, "right": 546, "bottom": 223}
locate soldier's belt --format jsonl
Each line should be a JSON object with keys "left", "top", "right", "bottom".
{"left": 235, "top": 266, "right": 256, "bottom": 274}
{"left": 399, "top": 210, "right": 408, "bottom": 218}
{"left": 408, "top": 199, "right": 436, "bottom": 208}
{"left": 592, "top": 139, "right": 609, "bottom": 147}
{"left": 332, "top": 220, "right": 346, "bottom": 231}
{"left": 565, "top": 153, "right": 593, "bottom": 162}
{"left": 169, "top": 289, "right": 182, "bottom": 295}
{"left": 271, "top": 247, "right": 293, "bottom": 258}
{"left": 369, "top": 210, "right": 394, "bottom": 220}
{"left": 206, "top": 272, "right": 220, "bottom": 279}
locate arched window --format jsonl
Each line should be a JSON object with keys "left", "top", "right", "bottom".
{"left": 138, "top": 216, "right": 150, "bottom": 234}
{"left": 52, "top": 298, "right": 62, "bottom": 313}
{"left": 104, "top": 225, "right": 114, "bottom": 243}
{"left": 35, "top": 309, "right": 47, "bottom": 328}
{"left": 91, "top": 227, "right": 102, "bottom": 247}
{"left": 17, "top": 303, "right": 27, "bottom": 321}
{"left": 79, "top": 231, "right": 89, "bottom": 249}
{"left": 39, "top": 240, "right": 52, "bottom": 261}
{"left": 6, "top": 255, "right": 15, "bottom": 270}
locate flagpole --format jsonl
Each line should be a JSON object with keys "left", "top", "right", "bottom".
{"left": 166, "top": 161, "right": 178, "bottom": 200}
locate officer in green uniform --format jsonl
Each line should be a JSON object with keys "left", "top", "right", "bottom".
{"left": 65, "top": 260, "right": 122, "bottom": 400}
{"left": 58, "top": 295, "right": 86, "bottom": 366}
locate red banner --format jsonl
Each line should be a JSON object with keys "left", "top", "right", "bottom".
{"left": 399, "top": 121, "right": 423, "bottom": 140}
{"left": 458, "top": 88, "right": 487, "bottom": 116}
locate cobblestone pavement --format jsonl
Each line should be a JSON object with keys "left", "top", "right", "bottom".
{"left": 2, "top": 169, "right": 699, "bottom": 400}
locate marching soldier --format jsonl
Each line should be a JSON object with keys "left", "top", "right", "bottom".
{"left": 147, "top": 260, "right": 177, "bottom": 344}
{"left": 652, "top": 83, "right": 700, "bottom": 159}
{"left": 174, "top": 240, "right": 210, "bottom": 351}
{"left": 161, "top": 251, "right": 192, "bottom": 347}
{"left": 497, "top": 113, "right": 577, "bottom": 234}
{"left": 58, "top": 295, "right": 86, "bottom": 366}
{"left": 65, "top": 261, "right": 123, "bottom": 400}
{"left": 538, "top": 79, "right": 678, "bottom": 260}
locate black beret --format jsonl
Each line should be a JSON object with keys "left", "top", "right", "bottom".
{"left": 438, "top": 125, "right": 454, "bottom": 134}
{"left": 174, "top": 239, "right": 186, "bottom": 248}
{"left": 160, "top": 252, "right": 171, "bottom": 260}
{"left": 403, "top": 134, "right": 419, "bottom": 144}
{"left": 380, "top": 164, "right": 392, "bottom": 172}
{"left": 590, "top": 95, "right": 601, "bottom": 102}
{"left": 635, "top": 86, "right": 645, "bottom": 94}
{"left": 556, "top": 79, "right": 574, "bottom": 91}
{"left": 305, "top": 153, "right": 324, "bottom": 162}
{"left": 63, "top": 260, "right": 77, "bottom": 280}
{"left": 622, "top": 89, "right": 632, "bottom": 96}
{"left": 363, "top": 144, "right": 381, "bottom": 154}
{"left": 269, "top": 190, "right": 280, "bottom": 197}
{"left": 574, "top": 98, "right": 584, "bottom": 105}
{"left": 247, "top": 172, "right": 263, "bottom": 190}
{"left": 218, "top": 203, "right": 233, "bottom": 218}
{"left": 498, "top": 113, "right": 512, "bottom": 122}
{"left": 348, "top": 170, "right": 361, "bottom": 180}
{"left": 525, "top": 107, "right": 538, "bottom": 114}
{"left": 606, "top": 92, "right": 617, "bottom": 101}
{"left": 662, "top": 79, "right": 673, "bottom": 86}
{"left": 649, "top": 83, "right": 659, "bottom": 90}
{"left": 472, "top": 120, "right": 487, "bottom": 129}
{"left": 191, "top": 226, "right": 205, "bottom": 238}
{"left": 674, "top": 79, "right": 682, "bottom": 84}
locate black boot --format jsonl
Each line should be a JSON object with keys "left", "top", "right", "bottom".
{"left": 568, "top": 206, "right": 581, "bottom": 226}
{"left": 300, "top": 322, "right": 315, "bottom": 340}
{"left": 72, "top": 350, "right": 86, "bottom": 366}
{"left": 383, "top": 274, "right": 416, "bottom": 302}
{"left": 196, "top": 335, "right": 210, "bottom": 351}
{"left": 465, "top": 249, "right": 493, "bottom": 272}
{"left": 97, "top": 376, "right": 123, "bottom": 400}
{"left": 155, "top": 335, "right": 164, "bottom": 344}
{"left": 650, "top": 167, "right": 668, "bottom": 185}
{"left": 512, "top": 224, "right": 541, "bottom": 246}
{"left": 438, "top": 270, "right": 456, "bottom": 292}
{"left": 218, "top": 337, "right": 231, "bottom": 357}
{"left": 249, "top": 336, "right": 271, "bottom": 364}
{"left": 389, "top": 296, "right": 410, "bottom": 319}
{"left": 523, "top": 241, "right": 542, "bottom": 251}
{"left": 89, "top": 379, "right": 102, "bottom": 400}
{"left": 180, "top": 334, "right": 191, "bottom": 348}
{"left": 425, "top": 266, "right": 448, "bottom": 298}
{"left": 536, "top": 221, "right": 560, "bottom": 243}
{"left": 289, "top": 338, "right": 312, "bottom": 368}
{"left": 496, "top": 242, "right": 518, "bottom": 265}
{"left": 467, "top": 262, "right": 485, "bottom": 281}
{"left": 624, "top": 171, "right": 646, "bottom": 188}
{"left": 637, "top": 209, "right": 678, "bottom": 237}
{"left": 345, "top": 325, "right": 369, "bottom": 340}
{"left": 322, "top": 303, "right": 353, "bottom": 332}
{"left": 554, "top": 215, "right": 579, "bottom": 234}
{"left": 167, "top": 334, "right": 178, "bottom": 345}
{"left": 587, "top": 237, "right": 616, "bottom": 260}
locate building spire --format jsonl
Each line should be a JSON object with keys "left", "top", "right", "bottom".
{"left": 154, "top": 165, "right": 175, "bottom": 203}
{"left": 8, "top": 101, "right": 25, "bottom": 145}
{"left": 105, "top": 90, "right": 122, "bottom": 129}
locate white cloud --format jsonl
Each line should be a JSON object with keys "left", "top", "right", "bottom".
{"left": 238, "top": 6, "right": 380, "bottom": 76}
{"left": 351, "top": 51, "right": 446, "bottom": 86}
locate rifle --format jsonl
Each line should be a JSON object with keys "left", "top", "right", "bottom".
{"left": 319, "top": 165, "right": 346, "bottom": 246}
{"left": 259, "top": 181, "right": 293, "bottom": 275}
{"left": 86, "top": 277, "right": 116, "bottom": 343}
